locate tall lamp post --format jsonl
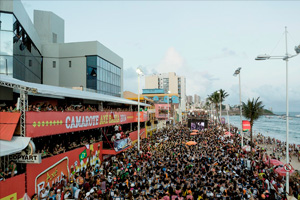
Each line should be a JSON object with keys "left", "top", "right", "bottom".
{"left": 233, "top": 67, "right": 243, "bottom": 147}
{"left": 136, "top": 67, "right": 144, "bottom": 151}
{"left": 167, "top": 90, "right": 171, "bottom": 125}
{"left": 255, "top": 27, "right": 300, "bottom": 194}
{"left": 217, "top": 90, "right": 221, "bottom": 124}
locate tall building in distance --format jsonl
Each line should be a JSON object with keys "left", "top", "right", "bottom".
{"left": 145, "top": 72, "right": 186, "bottom": 121}
{"left": 0, "top": 2, "right": 123, "bottom": 97}
{"left": 194, "top": 94, "right": 200, "bottom": 108}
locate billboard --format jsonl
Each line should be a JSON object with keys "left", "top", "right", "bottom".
{"left": 188, "top": 119, "right": 208, "bottom": 130}
{"left": 242, "top": 120, "right": 251, "bottom": 133}
{"left": 26, "top": 142, "right": 102, "bottom": 197}
{"left": 0, "top": 174, "right": 25, "bottom": 200}
{"left": 26, "top": 111, "right": 148, "bottom": 137}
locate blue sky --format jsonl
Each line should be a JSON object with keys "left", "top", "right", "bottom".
{"left": 22, "top": 0, "right": 300, "bottom": 112}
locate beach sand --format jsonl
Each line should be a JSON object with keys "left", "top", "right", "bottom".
{"left": 257, "top": 142, "right": 300, "bottom": 170}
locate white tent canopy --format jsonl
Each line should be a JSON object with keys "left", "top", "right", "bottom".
{"left": 0, "top": 75, "right": 150, "bottom": 107}
{"left": 0, "top": 136, "right": 31, "bottom": 156}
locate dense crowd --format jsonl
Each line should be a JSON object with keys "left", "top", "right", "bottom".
{"left": 29, "top": 124, "right": 300, "bottom": 200}
{"left": 0, "top": 103, "right": 132, "bottom": 112}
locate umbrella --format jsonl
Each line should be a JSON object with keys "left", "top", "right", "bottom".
{"left": 190, "top": 132, "right": 199, "bottom": 136}
{"left": 275, "top": 166, "right": 295, "bottom": 177}
{"left": 264, "top": 159, "right": 284, "bottom": 167}
{"left": 186, "top": 141, "right": 197, "bottom": 146}
{"left": 242, "top": 145, "right": 255, "bottom": 152}
{"left": 224, "top": 132, "right": 233, "bottom": 137}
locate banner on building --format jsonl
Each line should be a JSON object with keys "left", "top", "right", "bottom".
{"left": 114, "top": 138, "right": 132, "bottom": 152}
{"left": 26, "top": 142, "right": 102, "bottom": 197}
{"left": 242, "top": 120, "right": 251, "bottom": 133}
{"left": 26, "top": 111, "right": 148, "bottom": 137}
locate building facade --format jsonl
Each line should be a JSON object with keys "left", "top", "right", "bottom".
{"left": 145, "top": 72, "right": 186, "bottom": 123}
{"left": 0, "top": 0, "right": 123, "bottom": 97}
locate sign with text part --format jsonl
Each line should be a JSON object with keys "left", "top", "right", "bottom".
{"left": 26, "top": 111, "right": 148, "bottom": 137}
{"left": 9, "top": 153, "right": 41, "bottom": 164}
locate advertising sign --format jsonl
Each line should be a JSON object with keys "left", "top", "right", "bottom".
{"left": 114, "top": 138, "right": 132, "bottom": 152}
{"left": 9, "top": 153, "right": 41, "bottom": 164}
{"left": 35, "top": 157, "right": 69, "bottom": 195}
{"left": 26, "top": 111, "right": 148, "bottom": 137}
{"left": 242, "top": 120, "right": 251, "bottom": 132}
{"left": 0, "top": 174, "right": 25, "bottom": 200}
{"left": 27, "top": 142, "right": 102, "bottom": 197}
{"left": 221, "top": 117, "right": 226, "bottom": 124}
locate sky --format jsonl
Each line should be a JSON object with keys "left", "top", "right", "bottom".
{"left": 21, "top": 0, "right": 300, "bottom": 112}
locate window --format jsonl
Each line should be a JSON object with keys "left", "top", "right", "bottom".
{"left": 52, "top": 33, "right": 57, "bottom": 43}
{"left": 53, "top": 61, "right": 56, "bottom": 68}
{"left": 29, "top": 60, "right": 32, "bottom": 67}
{"left": 69, "top": 61, "right": 71, "bottom": 68}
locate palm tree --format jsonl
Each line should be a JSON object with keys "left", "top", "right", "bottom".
{"left": 207, "top": 89, "right": 229, "bottom": 122}
{"left": 242, "top": 97, "right": 264, "bottom": 149}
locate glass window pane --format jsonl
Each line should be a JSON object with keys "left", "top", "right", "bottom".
{"left": 1, "top": 31, "right": 13, "bottom": 55}
{"left": 0, "top": 13, "right": 13, "bottom": 31}
{"left": 0, "top": 56, "right": 13, "bottom": 74}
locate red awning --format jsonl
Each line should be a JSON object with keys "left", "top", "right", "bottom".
{"left": 0, "top": 112, "right": 20, "bottom": 141}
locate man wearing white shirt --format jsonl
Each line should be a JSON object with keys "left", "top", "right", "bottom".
{"left": 116, "top": 132, "right": 121, "bottom": 140}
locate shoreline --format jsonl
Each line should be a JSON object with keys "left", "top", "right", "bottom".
{"left": 237, "top": 130, "right": 300, "bottom": 170}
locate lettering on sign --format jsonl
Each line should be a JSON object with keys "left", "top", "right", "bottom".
{"left": 9, "top": 154, "right": 41, "bottom": 164}
{"left": 65, "top": 115, "right": 99, "bottom": 129}
{"left": 35, "top": 157, "right": 69, "bottom": 195}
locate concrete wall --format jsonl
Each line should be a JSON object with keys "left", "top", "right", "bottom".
{"left": 168, "top": 72, "right": 178, "bottom": 94}
{"left": 42, "top": 41, "right": 123, "bottom": 90}
{"left": 34, "top": 10, "right": 64, "bottom": 44}
{"left": 41, "top": 44, "right": 60, "bottom": 86}
{"left": 145, "top": 75, "right": 158, "bottom": 89}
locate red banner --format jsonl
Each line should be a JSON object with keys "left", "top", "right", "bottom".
{"left": 26, "top": 111, "right": 148, "bottom": 137}
{"left": 26, "top": 142, "right": 102, "bottom": 197}
{"left": 0, "top": 174, "right": 25, "bottom": 200}
{"left": 242, "top": 120, "right": 251, "bottom": 132}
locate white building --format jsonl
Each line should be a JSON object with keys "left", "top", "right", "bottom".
{"left": 0, "top": 1, "right": 123, "bottom": 97}
{"left": 194, "top": 94, "right": 200, "bottom": 108}
{"left": 145, "top": 72, "right": 186, "bottom": 121}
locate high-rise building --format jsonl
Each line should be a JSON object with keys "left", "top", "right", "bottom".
{"left": 145, "top": 72, "right": 186, "bottom": 121}
{"left": 194, "top": 94, "right": 200, "bottom": 108}
{"left": 0, "top": 1, "right": 123, "bottom": 97}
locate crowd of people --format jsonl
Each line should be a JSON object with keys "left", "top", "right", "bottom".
{"left": 29, "top": 123, "right": 300, "bottom": 200}
{"left": 254, "top": 134, "right": 300, "bottom": 162}
{"left": 0, "top": 103, "right": 133, "bottom": 113}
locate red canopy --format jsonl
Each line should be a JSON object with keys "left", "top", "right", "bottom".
{"left": 264, "top": 159, "right": 284, "bottom": 167}
{"left": 0, "top": 112, "right": 20, "bottom": 141}
{"left": 275, "top": 167, "right": 294, "bottom": 177}
{"left": 224, "top": 132, "right": 233, "bottom": 137}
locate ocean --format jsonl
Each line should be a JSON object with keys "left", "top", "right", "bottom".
{"left": 227, "top": 112, "right": 300, "bottom": 145}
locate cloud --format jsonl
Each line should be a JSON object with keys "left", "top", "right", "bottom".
{"left": 123, "top": 47, "right": 219, "bottom": 98}
{"left": 155, "top": 47, "right": 185, "bottom": 73}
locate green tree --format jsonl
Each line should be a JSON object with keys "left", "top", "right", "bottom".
{"left": 207, "top": 89, "right": 229, "bottom": 122}
{"left": 242, "top": 97, "right": 264, "bottom": 149}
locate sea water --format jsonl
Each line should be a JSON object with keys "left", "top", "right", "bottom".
{"left": 228, "top": 112, "right": 300, "bottom": 145}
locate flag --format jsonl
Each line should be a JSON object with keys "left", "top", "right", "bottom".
{"left": 79, "top": 149, "right": 87, "bottom": 161}
{"left": 90, "top": 144, "right": 94, "bottom": 152}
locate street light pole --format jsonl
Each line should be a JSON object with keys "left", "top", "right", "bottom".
{"left": 255, "top": 27, "right": 300, "bottom": 194}
{"left": 136, "top": 67, "right": 143, "bottom": 152}
{"left": 217, "top": 90, "right": 221, "bottom": 124}
{"left": 167, "top": 90, "right": 170, "bottom": 125}
{"left": 284, "top": 27, "right": 290, "bottom": 193}
{"left": 234, "top": 68, "right": 243, "bottom": 147}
